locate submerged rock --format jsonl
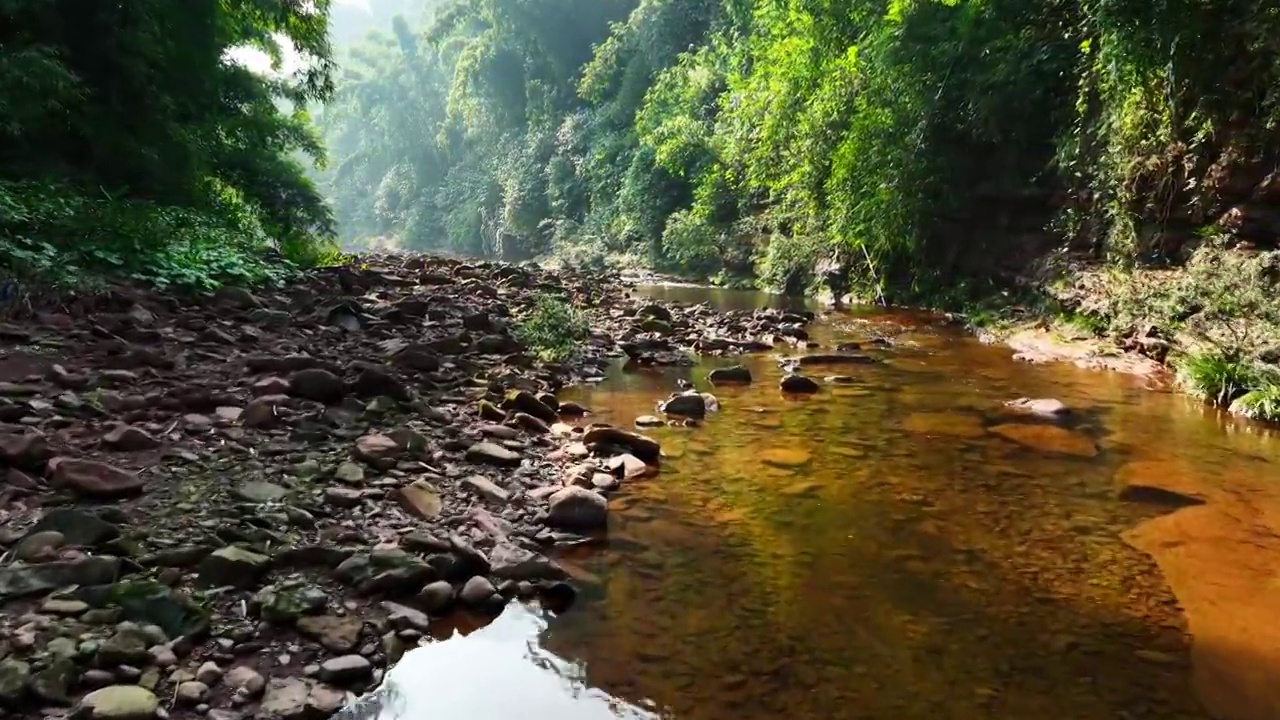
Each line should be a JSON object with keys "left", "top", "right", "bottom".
{"left": 708, "top": 365, "right": 752, "bottom": 384}
{"left": 989, "top": 423, "right": 1098, "bottom": 458}
{"left": 780, "top": 374, "right": 820, "bottom": 394}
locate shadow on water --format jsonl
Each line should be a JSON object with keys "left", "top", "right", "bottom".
{"left": 371, "top": 285, "right": 1280, "bottom": 720}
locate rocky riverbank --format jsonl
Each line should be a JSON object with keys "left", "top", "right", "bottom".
{"left": 0, "top": 255, "right": 820, "bottom": 720}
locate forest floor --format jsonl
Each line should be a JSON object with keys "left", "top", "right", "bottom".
{"left": 0, "top": 254, "right": 821, "bottom": 720}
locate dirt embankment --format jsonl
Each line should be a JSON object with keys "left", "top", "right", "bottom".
{"left": 0, "top": 255, "right": 816, "bottom": 720}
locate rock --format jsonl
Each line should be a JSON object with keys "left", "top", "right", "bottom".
{"left": 195, "top": 662, "right": 222, "bottom": 685}
{"left": 234, "top": 481, "right": 289, "bottom": 503}
{"left": 305, "top": 684, "right": 347, "bottom": 716}
{"left": 477, "top": 399, "right": 506, "bottom": 422}
{"left": 254, "top": 584, "right": 327, "bottom": 622}
{"left": 660, "top": 393, "right": 706, "bottom": 418}
{"left": 42, "top": 597, "right": 89, "bottom": 615}
{"left": 259, "top": 677, "right": 309, "bottom": 718}
{"left": 0, "top": 556, "right": 121, "bottom": 599}
{"left": 396, "top": 480, "right": 443, "bottom": 519}
{"left": 324, "top": 487, "right": 363, "bottom": 507}
{"left": 296, "top": 615, "right": 363, "bottom": 653}
{"left": 759, "top": 447, "right": 812, "bottom": 468}
{"left": 381, "top": 601, "right": 431, "bottom": 633}
{"left": 546, "top": 486, "right": 608, "bottom": 531}
{"left": 1004, "top": 397, "right": 1071, "bottom": 418}
{"left": 97, "top": 627, "right": 152, "bottom": 666}
{"left": 506, "top": 390, "right": 557, "bottom": 424}
{"left": 1117, "top": 483, "right": 1206, "bottom": 508}
{"left": 708, "top": 365, "right": 752, "bottom": 384}
{"left": 0, "top": 659, "right": 30, "bottom": 705}
{"left": 512, "top": 411, "right": 550, "bottom": 434}
{"left": 416, "top": 581, "right": 454, "bottom": 614}
{"left": 288, "top": 368, "right": 345, "bottom": 404}
{"left": 795, "top": 353, "right": 875, "bottom": 366}
{"left": 635, "top": 415, "right": 664, "bottom": 428}
{"left": 175, "top": 681, "right": 208, "bottom": 705}
{"left": 333, "top": 461, "right": 365, "bottom": 484}
{"left": 352, "top": 366, "right": 410, "bottom": 401}
{"left": 581, "top": 427, "right": 661, "bottom": 463}
{"left": 14, "top": 530, "right": 66, "bottom": 561}
{"left": 353, "top": 434, "right": 401, "bottom": 469}
{"left": 0, "top": 431, "right": 50, "bottom": 469}
{"left": 48, "top": 458, "right": 143, "bottom": 497}
{"left": 461, "top": 475, "right": 511, "bottom": 504}
{"left": 317, "top": 655, "right": 372, "bottom": 684}
{"left": 459, "top": 576, "right": 497, "bottom": 606}
{"left": 606, "top": 453, "right": 650, "bottom": 480}
{"left": 27, "top": 508, "right": 120, "bottom": 546}
{"left": 465, "top": 442, "right": 522, "bottom": 467}
{"left": 989, "top": 423, "right": 1098, "bottom": 458}
{"left": 780, "top": 374, "right": 820, "bottom": 394}
{"left": 77, "top": 685, "right": 159, "bottom": 720}
{"left": 557, "top": 401, "right": 588, "bottom": 416}
{"left": 102, "top": 425, "right": 160, "bottom": 452}
{"left": 489, "top": 543, "right": 565, "bottom": 581}
{"left": 242, "top": 395, "right": 286, "bottom": 428}
{"left": 197, "top": 546, "right": 270, "bottom": 589}
{"left": 635, "top": 303, "right": 672, "bottom": 322}
{"left": 224, "top": 666, "right": 266, "bottom": 697}
{"left": 30, "top": 656, "right": 76, "bottom": 704}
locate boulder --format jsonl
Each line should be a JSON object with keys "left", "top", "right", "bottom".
{"left": 546, "top": 486, "right": 608, "bottom": 531}
{"left": 708, "top": 365, "right": 752, "bottom": 384}
{"left": 780, "top": 374, "right": 820, "bottom": 394}
{"left": 582, "top": 427, "right": 661, "bottom": 463}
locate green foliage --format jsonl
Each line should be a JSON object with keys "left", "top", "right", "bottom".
{"left": 0, "top": 0, "right": 338, "bottom": 288}
{"left": 1175, "top": 351, "right": 1257, "bottom": 406}
{"left": 322, "top": 0, "right": 1280, "bottom": 311}
{"left": 515, "top": 293, "right": 591, "bottom": 361}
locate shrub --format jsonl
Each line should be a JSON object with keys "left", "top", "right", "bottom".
{"left": 515, "top": 294, "right": 591, "bottom": 362}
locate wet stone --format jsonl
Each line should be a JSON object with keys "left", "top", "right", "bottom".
{"left": 317, "top": 655, "right": 372, "bottom": 684}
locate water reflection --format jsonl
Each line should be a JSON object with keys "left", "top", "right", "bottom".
{"left": 344, "top": 603, "right": 659, "bottom": 720}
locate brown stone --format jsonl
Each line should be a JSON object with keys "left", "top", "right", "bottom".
{"left": 48, "top": 458, "right": 143, "bottom": 498}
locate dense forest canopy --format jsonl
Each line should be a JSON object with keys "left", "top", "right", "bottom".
{"left": 317, "top": 0, "right": 1280, "bottom": 302}
{"left": 0, "top": 0, "right": 341, "bottom": 288}
{"left": 4, "top": 0, "right": 1280, "bottom": 308}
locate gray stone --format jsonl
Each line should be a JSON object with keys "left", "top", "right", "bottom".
{"left": 195, "top": 662, "right": 222, "bottom": 685}
{"left": 0, "top": 556, "right": 121, "bottom": 599}
{"left": 254, "top": 584, "right": 328, "bottom": 623}
{"left": 465, "top": 442, "right": 522, "bottom": 467}
{"left": 333, "top": 461, "right": 364, "bottom": 484}
{"left": 77, "top": 685, "right": 159, "bottom": 720}
{"left": 380, "top": 601, "right": 430, "bottom": 633}
{"left": 489, "top": 543, "right": 565, "bottom": 582}
{"left": 317, "top": 655, "right": 371, "bottom": 684}
{"left": 288, "top": 369, "right": 345, "bottom": 404}
{"left": 0, "top": 659, "right": 29, "bottom": 705}
{"left": 545, "top": 486, "right": 608, "bottom": 531}
{"left": 197, "top": 546, "right": 270, "bottom": 589}
{"left": 27, "top": 508, "right": 120, "bottom": 546}
{"left": 259, "top": 677, "right": 309, "bottom": 717}
{"left": 417, "top": 581, "right": 454, "bottom": 614}
{"left": 459, "top": 576, "right": 497, "bottom": 606}
{"left": 233, "top": 481, "right": 288, "bottom": 504}
{"left": 14, "top": 530, "right": 67, "bottom": 561}
{"left": 30, "top": 656, "right": 77, "bottom": 704}
{"left": 461, "top": 475, "right": 510, "bottom": 504}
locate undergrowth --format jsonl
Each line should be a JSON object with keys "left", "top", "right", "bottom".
{"left": 0, "top": 180, "right": 341, "bottom": 292}
{"left": 515, "top": 294, "right": 591, "bottom": 363}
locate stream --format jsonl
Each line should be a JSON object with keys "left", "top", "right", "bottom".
{"left": 361, "top": 285, "right": 1280, "bottom": 720}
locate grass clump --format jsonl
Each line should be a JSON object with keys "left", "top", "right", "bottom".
{"left": 1174, "top": 351, "right": 1258, "bottom": 406}
{"left": 515, "top": 294, "right": 591, "bottom": 362}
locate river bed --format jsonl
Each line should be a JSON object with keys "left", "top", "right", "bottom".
{"left": 368, "top": 285, "right": 1280, "bottom": 720}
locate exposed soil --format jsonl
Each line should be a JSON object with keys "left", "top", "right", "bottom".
{"left": 0, "top": 254, "right": 819, "bottom": 720}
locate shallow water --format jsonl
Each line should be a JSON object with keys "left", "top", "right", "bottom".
{"left": 379, "top": 286, "right": 1280, "bottom": 720}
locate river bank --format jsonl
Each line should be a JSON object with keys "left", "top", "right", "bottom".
{"left": 0, "top": 255, "right": 824, "bottom": 720}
